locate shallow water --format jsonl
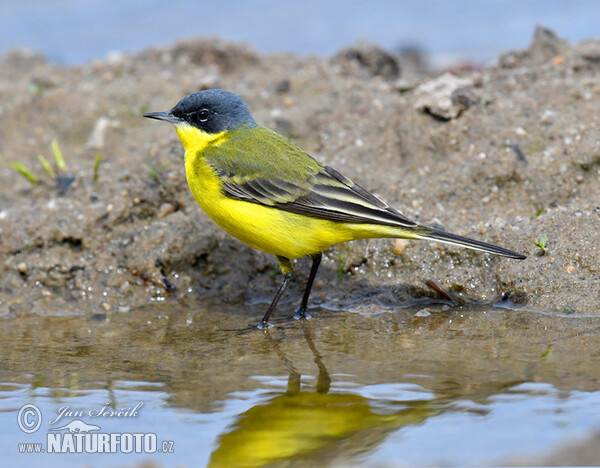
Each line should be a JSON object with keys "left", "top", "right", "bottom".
{"left": 1, "top": 301, "right": 599, "bottom": 467}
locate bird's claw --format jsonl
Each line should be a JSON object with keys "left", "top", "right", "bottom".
{"left": 257, "top": 321, "right": 274, "bottom": 330}
{"left": 293, "top": 308, "right": 312, "bottom": 320}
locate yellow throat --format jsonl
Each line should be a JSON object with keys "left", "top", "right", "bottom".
{"left": 175, "top": 123, "right": 226, "bottom": 153}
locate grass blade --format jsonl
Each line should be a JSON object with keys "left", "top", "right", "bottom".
{"left": 93, "top": 152, "right": 102, "bottom": 182}
{"left": 38, "top": 155, "right": 56, "bottom": 179}
{"left": 52, "top": 139, "right": 67, "bottom": 172}
{"left": 10, "top": 162, "right": 39, "bottom": 184}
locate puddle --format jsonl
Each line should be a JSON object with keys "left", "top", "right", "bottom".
{"left": 0, "top": 300, "right": 599, "bottom": 467}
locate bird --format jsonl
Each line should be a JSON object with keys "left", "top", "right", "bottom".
{"left": 143, "top": 89, "right": 525, "bottom": 328}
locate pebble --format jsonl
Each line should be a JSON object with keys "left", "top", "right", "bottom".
{"left": 158, "top": 203, "right": 175, "bottom": 219}
{"left": 392, "top": 239, "right": 409, "bottom": 255}
{"left": 275, "top": 79, "right": 291, "bottom": 94}
{"left": 17, "top": 262, "right": 27, "bottom": 274}
{"left": 414, "top": 73, "right": 475, "bottom": 120}
{"left": 85, "top": 116, "right": 120, "bottom": 149}
{"left": 515, "top": 127, "right": 527, "bottom": 136}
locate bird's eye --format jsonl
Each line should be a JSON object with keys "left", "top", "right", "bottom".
{"left": 198, "top": 109, "right": 209, "bottom": 122}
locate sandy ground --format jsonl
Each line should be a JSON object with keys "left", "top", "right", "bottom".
{"left": 1, "top": 26, "right": 599, "bottom": 318}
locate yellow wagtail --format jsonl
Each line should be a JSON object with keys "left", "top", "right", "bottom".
{"left": 144, "top": 89, "right": 525, "bottom": 328}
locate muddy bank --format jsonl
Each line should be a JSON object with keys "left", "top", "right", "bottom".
{"left": 1, "top": 27, "right": 599, "bottom": 317}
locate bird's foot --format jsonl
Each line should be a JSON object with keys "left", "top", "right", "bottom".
{"left": 257, "top": 321, "right": 274, "bottom": 330}
{"left": 293, "top": 307, "right": 312, "bottom": 320}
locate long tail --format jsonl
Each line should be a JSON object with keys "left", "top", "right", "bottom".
{"left": 416, "top": 227, "right": 526, "bottom": 259}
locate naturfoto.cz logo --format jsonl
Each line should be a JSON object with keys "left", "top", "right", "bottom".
{"left": 17, "top": 403, "right": 174, "bottom": 455}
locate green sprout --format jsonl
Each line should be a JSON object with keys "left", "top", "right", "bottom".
{"left": 10, "top": 140, "right": 75, "bottom": 190}
{"left": 540, "top": 344, "right": 554, "bottom": 362}
{"left": 29, "top": 82, "right": 45, "bottom": 96}
{"left": 10, "top": 162, "right": 39, "bottom": 184}
{"left": 143, "top": 162, "right": 169, "bottom": 185}
{"left": 51, "top": 139, "right": 67, "bottom": 172}
{"left": 535, "top": 208, "right": 544, "bottom": 217}
{"left": 93, "top": 152, "right": 102, "bottom": 182}
{"left": 534, "top": 233, "right": 548, "bottom": 255}
{"left": 38, "top": 155, "right": 56, "bottom": 179}
{"left": 337, "top": 244, "right": 351, "bottom": 278}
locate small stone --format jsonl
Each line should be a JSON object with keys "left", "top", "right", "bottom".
{"left": 392, "top": 239, "right": 409, "bottom": 255}
{"left": 158, "top": 203, "right": 175, "bottom": 219}
{"left": 451, "top": 86, "right": 480, "bottom": 109}
{"left": 498, "top": 52, "right": 519, "bottom": 69}
{"left": 414, "top": 73, "right": 475, "bottom": 120}
{"left": 566, "top": 265, "right": 576, "bottom": 273}
{"left": 528, "top": 26, "right": 569, "bottom": 63}
{"left": 85, "top": 117, "right": 120, "bottom": 149}
{"left": 101, "top": 302, "right": 112, "bottom": 311}
{"left": 275, "top": 79, "right": 291, "bottom": 94}
{"left": 334, "top": 43, "right": 400, "bottom": 78}
{"left": 515, "top": 127, "right": 527, "bottom": 136}
{"left": 17, "top": 262, "right": 27, "bottom": 274}
{"left": 415, "top": 309, "right": 431, "bottom": 317}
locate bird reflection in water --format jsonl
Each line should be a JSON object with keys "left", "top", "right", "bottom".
{"left": 209, "top": 322, "right": 446, "bottom": 467}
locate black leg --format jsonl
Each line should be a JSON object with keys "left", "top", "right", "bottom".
{"left": 294, "top": 252, "right": 322, "bottom": 320}
{"left": 301, "top": 320, "right": 331, "bottom": 393}
{"left": 258, "top": 256, "right": 294, "bottom": 329}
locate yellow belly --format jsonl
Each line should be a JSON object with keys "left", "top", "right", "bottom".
{"left": 186, "top": 170, "right": 354, "bottom": 258}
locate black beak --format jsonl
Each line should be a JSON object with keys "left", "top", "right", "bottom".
{"left": 142, "top": 111, "right": 182, "bottom": 124}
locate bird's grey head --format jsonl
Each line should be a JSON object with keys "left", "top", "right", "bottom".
{"left": 143, "top": 89, "right": 256, "bottom": 133}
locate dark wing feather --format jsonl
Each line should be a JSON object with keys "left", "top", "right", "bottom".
{"left": 218, "top": 165, "right": 416, "bottom": 228}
